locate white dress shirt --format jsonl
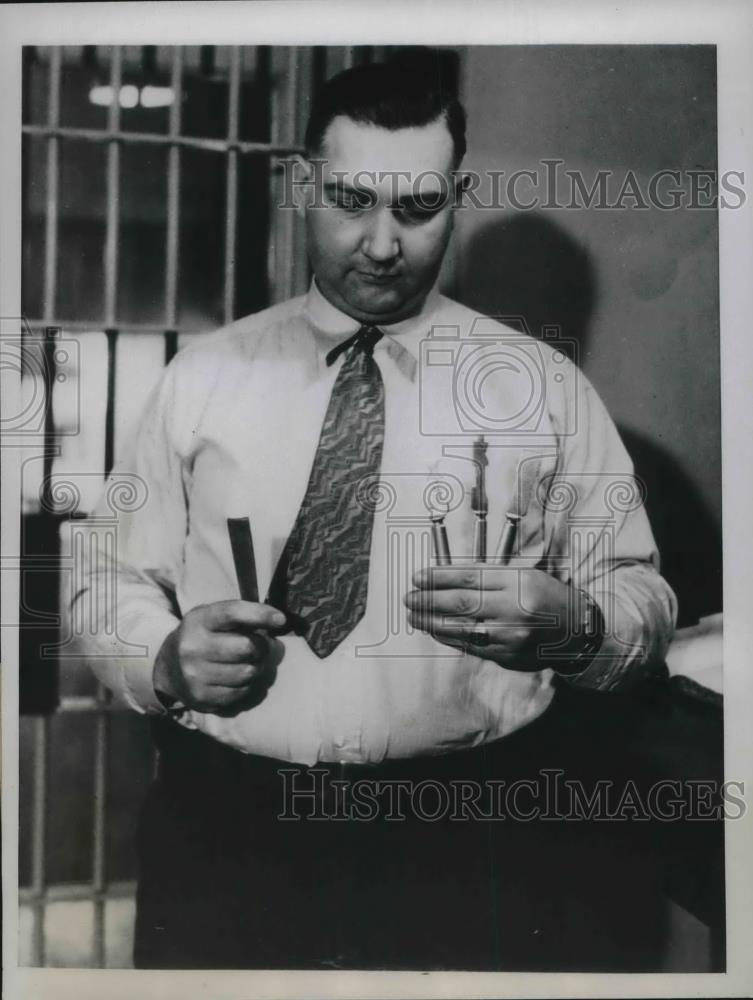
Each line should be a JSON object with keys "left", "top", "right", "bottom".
{"left": 72, "top": 281, "right": 677, "bottom": 765}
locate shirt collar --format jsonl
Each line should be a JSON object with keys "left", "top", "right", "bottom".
{"left": 303, "top": 278, "right": 444, "bottom": 381}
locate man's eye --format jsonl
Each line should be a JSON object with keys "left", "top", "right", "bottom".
{"left": 333, "top": 191, "right": 375, "bottom": 212}
{"left": 398, "top": 201, "right": 444, "bottom": 222}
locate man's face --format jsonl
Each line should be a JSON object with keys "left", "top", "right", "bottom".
{"left": 304, "top": 115, "right": 458, "bottom": 325}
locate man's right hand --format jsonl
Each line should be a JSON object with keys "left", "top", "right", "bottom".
{"left": 153, "top": 600, "right": 287, "bottom": 714}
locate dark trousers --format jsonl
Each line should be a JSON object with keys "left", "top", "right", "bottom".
{"left": 134, "top": 683, "right": 674, "bottom": 971}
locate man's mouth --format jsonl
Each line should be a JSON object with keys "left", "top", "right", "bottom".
{"left": 355, "top": 270, "right": 401, "bottom": 285}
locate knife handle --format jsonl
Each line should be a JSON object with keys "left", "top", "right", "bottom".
{"left": 227, "top": 517, "right": 260, "bottom": 603}
{"left": 473, "top": 515, "right": 487, "bottom": 563}
{"left": 495, "top": 513, "right": 521, "bottom": 565}
{"left": 431, "top": 518, "right": 452, "bottom": 566}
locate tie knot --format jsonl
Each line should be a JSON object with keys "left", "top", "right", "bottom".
{"left": 356, "top": 325, "right": 384, "bottom": 356}
{"left": 326, "top": 325, "right": 384, "bottom": 366}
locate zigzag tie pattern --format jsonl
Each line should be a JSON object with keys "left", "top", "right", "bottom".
{"left": 267, "top": 326, "right": 385, "bottom": 658}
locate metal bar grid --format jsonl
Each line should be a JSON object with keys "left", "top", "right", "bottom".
{"left": 290, "top": 48, "right": 313, "bottom": 298}
{"left": 268, "top": 47, "right": 311, "bottom": 304}
{"left": 23, "top": 689, "right": 151, "bottom": 967}
{"left": 22, "top": 123, "right": 304, "bottom": 158}
{"left": 95, "top": 54, "right": 124, "bottom": 950}
{"left": 30, "top": 716, "right": 49, "bottom": 966}
{"left": 42, "top": 48, "right": 62, "bottom": 322}
{"left": 92, "top": 687, "right": 110, "bottom": 966}
{"left": 103, "top": 330, "right": 118, "bottom": 479}
{"left": 277, "top": 47, "right": 300, "bottom": 304}
{"left": 104, "top": 48, "right": 122, "bottom": 328}
{"left": 223, "top": 47, "right": 242, "bottom": 324}
{"left": 164, "top": 48, "right": 183, "bottom": 330}
{"left": 267, "top": 49, "right": 285, "bottom": 303}
{"left": 24, "top": 319, "right": 207, "bottom": 335}
{"left": 39, "top": 326, "right": 59, "bottom": 515}
{"left": 28, "top": 44, "right": 64, "bottom": 970}
{"left": 21, "top": 43, "right": 371, "bottom": 968}
{"left": 21, "top": 879, "right": 137, "bottom": 906}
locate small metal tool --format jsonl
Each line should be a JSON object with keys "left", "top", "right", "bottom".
{"left": 495, "top": 513, "right": 522, "bottom": 565}
{"left": 471, "top": 435, "right": 489, "bottom": 562}
{"left": 493, "top": 454, "right": 542, "bottom": 564}
{"left": 429, "top": 508, "right": 452, "bottom": 566}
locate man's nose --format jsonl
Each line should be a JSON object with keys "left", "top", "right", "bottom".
{"left": 362, "top": 209, "right": 400, "bottom": 262}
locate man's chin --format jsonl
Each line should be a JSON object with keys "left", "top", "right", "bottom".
{"left": 344, "top": 285, "right": 423, "bottom": 325}
{"left": 315, "top": 275, "right": 427, "bottom": 325}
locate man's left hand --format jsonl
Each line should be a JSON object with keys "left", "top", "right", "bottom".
{"left": 404, "top": 565, "right": 575, "bottom": 671}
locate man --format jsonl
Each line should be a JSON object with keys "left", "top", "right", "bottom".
{"left": 74, "top": 51, "right": 677, "bottom": 971}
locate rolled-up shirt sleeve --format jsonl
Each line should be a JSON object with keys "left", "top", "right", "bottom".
{"left": 543, "top": 358, "right": 678, "bottom": 690}
{"left": 69, "top": 358, "right": 189, "bottom": 714}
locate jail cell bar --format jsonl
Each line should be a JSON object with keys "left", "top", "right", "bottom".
{"left": 20, "top": 44, "right": 373, "bottom": 969}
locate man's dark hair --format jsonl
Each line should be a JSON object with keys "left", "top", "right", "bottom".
{"left": 304, "top": 47, "right": 467, "bottom": 166}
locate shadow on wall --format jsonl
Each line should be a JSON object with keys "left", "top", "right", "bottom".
{"left": 618, "top": 425, "right": 722, "bottom": 629}
{"left": 460, "top": 212, "right": 597, "bottom": 361}
{"left": 461, "top": 213, "right": 721, "bottom": 627}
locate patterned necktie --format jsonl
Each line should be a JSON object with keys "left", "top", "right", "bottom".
{"left": 267, "top": 325, "right": 385, "bottom": 658}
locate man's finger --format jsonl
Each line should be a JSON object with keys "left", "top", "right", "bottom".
{"left": 408, "top": 612, "right": 520, "bottom": 643}
{"left": 404, "top": 588, "right": 510, "bottom": 618}
{"left": 212, "top": 632, "right": 270, "bottom": 664}
{"left": 411, "top": 566, "right": 516, "bottom": 591}
{"left": 191, "top": 684, "right": 267, "bottom": 712}
{"left": 204, "top": 600, "right": 286, "bottom": 632}
{"left": 204, "top": 632, "right": 260, "bottom": 663}
{"left": 193, "top": 661, "right": 267, "bottom": 688}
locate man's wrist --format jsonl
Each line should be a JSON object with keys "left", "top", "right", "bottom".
{"left": 554, "top": 587, "right": 605, "bottom": 678}
{"left": 154, "top": 687, "right": 180, "bottom": 711}
{"left": 153, "top": 630, "right": 185, "bottom": 714}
